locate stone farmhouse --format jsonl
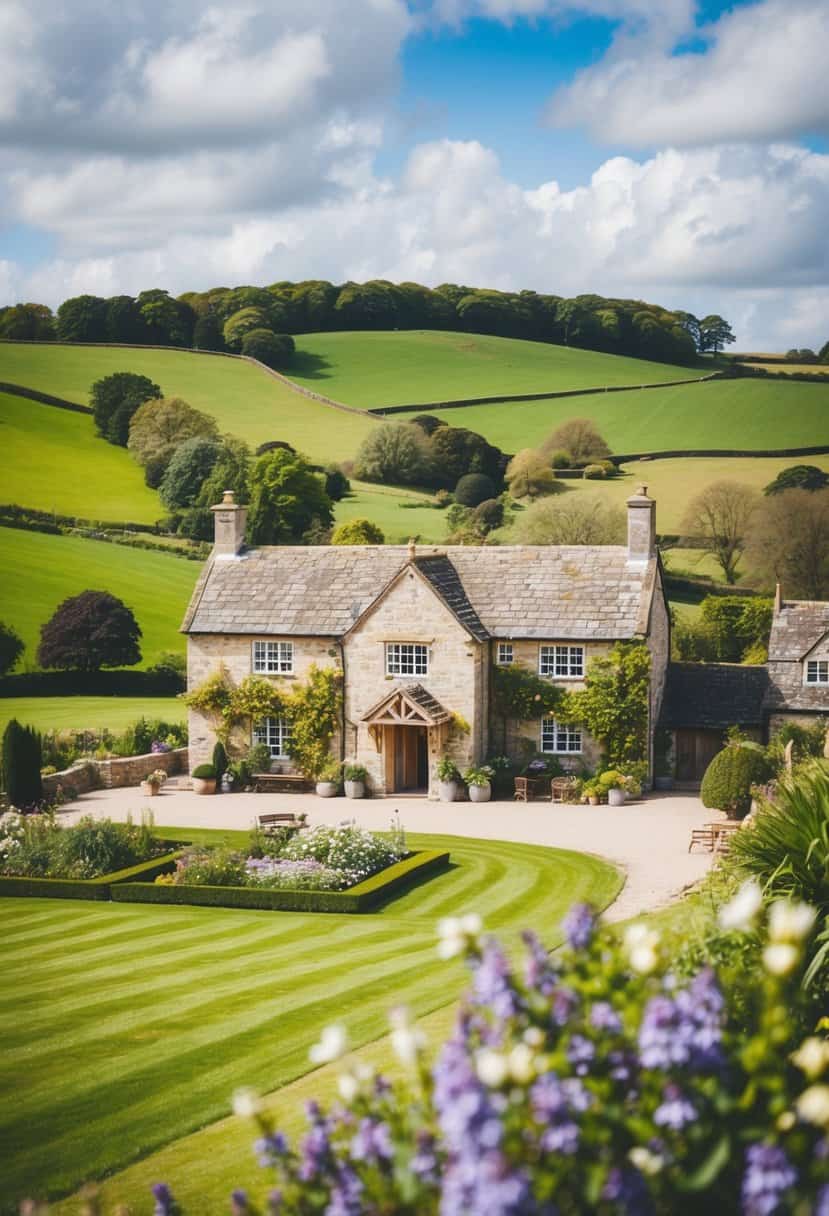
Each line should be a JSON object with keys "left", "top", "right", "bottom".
{"left": 183, "top": 486, "right": 669, "bottom": 796}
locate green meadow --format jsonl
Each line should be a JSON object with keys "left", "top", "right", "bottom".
{"left": 0, "top": 696, "right": 185, "bottom": 735}
{"left": 397, "top": 377, "right": 829, "bottom": 453}
{"left": 334, "top": 479, "right": 446, "bottom": 543}
{"left": 0, "top": 391, "right": 163, "bottom": 522}
{"left": 2, "top": 830, "right": 620, "bottom": 1211}
{"left": 0, "top": 527, "right": 195, "bottom": 669}
{"left": 0, "top": 342, "right": 378, "bottom": 461}
{"left": 288, "top": 329, "right": 710, "bottom": 407}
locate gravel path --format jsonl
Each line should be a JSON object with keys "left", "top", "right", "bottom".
{"left": 61, "top": 785, "right": 716, "bottom": 921}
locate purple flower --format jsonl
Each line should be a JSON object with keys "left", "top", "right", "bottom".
{"left": 255, "top": 1131, "right": 288, "bottom": 1168}
{"left": 522, "top": 929, "right": 559, "bottom": 997}
{"left": 551, "top": 985, "right": 580, "bottom": 1027}
{"left": 741, "top": 1143, "right": 797, "bottom": 1216}
{"left": 602, "top": 1167, "right": 655, "bottom": 1215}
{"left": 442, "top": 1149, "right": 530, "bottom": 1216}
{"left": 267, "top": 1191, "right": 283, "bottom": 1215}
{"left": 816, "top": 1184, "right": 829, "bottom": 1216}
{"left": 654, "top": 1085, "right": 697, "bottom": 1131}
{"left": 230, "top": 1190, "right": 248, "bottom": 1214}
{"left": 151, "top": 1182, "right": 174, "bottom": 1216}
{"left": 567, "top": 1033, "right": 596, "bottom": 1076}
{"left": 327, "top": 1166, "right": 364, "bottom": 1216}
{"left": 590, "top": 1001, "right": 622, "bottom": 1034}
{"left": 411, "top": 1130, "right": 440, "bottom": 1184}
{"left": 562, "top": 902, "right": 595, "bottom": 951}
{"left": 470, "top": 939, "right": 523, "bottom": 1022}
{"left": 530, "top": 1072, "right": 590, "bottom": 1156}
{"left": 639, "top": 970, "right": 724, "bottom": 1073}
{"left": 350, "top": 1117, "right": 393, "bottom": 1164}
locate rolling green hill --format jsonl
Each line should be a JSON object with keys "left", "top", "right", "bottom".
{"left": 0, "top": 527, "right": 196, "bottom": 670}
{"left": 0, "top": 391, "right": 163, "bottom": 522}
{"left": 397, "top": 377, "right": 829, "bottom": 453}
{"left": 0, "top": 343, "right": 378, "bottom": 461}
{"left": 288, "top": 329, "right": 709, "bottom": 407}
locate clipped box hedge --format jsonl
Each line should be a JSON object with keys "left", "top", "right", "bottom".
{"left": 111, "top": 849, "right": 451, "bottom": 914}
{"left": 0, "top": 851, "right": 182, "bottom": 901}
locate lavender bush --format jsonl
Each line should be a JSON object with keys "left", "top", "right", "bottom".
{"left": 144, "top": 890, "right": 829, "bottom": 1215}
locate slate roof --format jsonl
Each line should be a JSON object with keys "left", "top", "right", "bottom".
{"left": 663, "top": 662, "right": 769, "bottom": 730}
{"left": 182, "top": 544, "right": 659, "bottom": 642}
{"left": 765, "top": 600, "right": 829, "bottom": 713}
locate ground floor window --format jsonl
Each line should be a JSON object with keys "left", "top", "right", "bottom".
{"left": 541, "top": 717, "right": 582, "bottom": 754}
{"left": 253, "top": 716, "right": 293, "bottom": 759}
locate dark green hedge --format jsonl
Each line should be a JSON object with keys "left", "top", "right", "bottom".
{"left": 112, "top": 850, "right": 450, "bottom": 914}
{"left": 0, "top": 850, "right": 181, "bottom": 901}
{"left": 0, "top": 669, "right": 184, "bottom": 696}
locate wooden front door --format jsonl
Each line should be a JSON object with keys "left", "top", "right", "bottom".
{"left": 384, "top": 725, "right": 428, "bottom": 793}
{"left": 675, "top": 729, "right": 724, "bottom": 784}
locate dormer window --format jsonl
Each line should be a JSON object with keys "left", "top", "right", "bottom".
{"left": 386, "top": 643, "right": 428, "bottom": 677}
{"left": 806, "top": 660, "right": 829, "bottom": 685}
{"left": 253, "top": 640, "right": 294, "bottom": 674}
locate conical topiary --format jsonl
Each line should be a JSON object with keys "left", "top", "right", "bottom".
{"left": 1, "top": 719, "right": 43, "bottom": 808}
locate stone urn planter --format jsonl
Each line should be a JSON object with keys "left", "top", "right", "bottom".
{"left": 344, "top": 780, "right": 365, "bottom": 799}
{"left": 343, "top": 764, "right": 367, "bottom": 799}
{"left": 608, "top": 787, "right": 626, "bottom": 807}
{"left": 316, "top": 781, "right": 339, "bottom": 798}
{"left": 468, "top": 781, "right": 492, "bottom": 803}
{"left": 436, "top": 757, "right": 461, "bottom": 803}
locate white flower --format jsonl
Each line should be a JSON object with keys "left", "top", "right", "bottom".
{"left": 792, "top": 1038, "right": 829, "bottom": 1081}
{"left": 624, "top": 923, "right": 660, "bottom": 975}
{"left": 475, "top": 1049, "right": 509, "bottom": 1088}
{"left": 507, "top": 1043, "right": 536, "bottom": 1084}
{"left": 629, "top": 1146, "right": 664, "bottom": 1176}
{"left": 309, "top": 1023, "right": 349, "bottom": 1065}
{"left": 461, "top": 913, "right": 482, "bottom": 936}
{"left": 777, "top": 1111, "right": 796, "bottom": 1132}
{"left": 796, "top": 1085, "right": 829, "bottom": 1128}
{"left": 718, "top": 881, "right": 763, "bottom": 933}
{"left": 763, "top": 943, "right": 800, "bottom": 977}
{"left": 389, "top": 1010, "right": 427, "bottom": 1067}
{"left": 437, "top": 913, "right": 482, "bottom": 960}
{"left": 523, "top": 1027, "right": 544, "bottom": 1048}
{"left": 338, "top": 1073, "right": 360, "bottom": 1103}
{"left": 232, "top": 1088, "right": 262, "bottom": 1119}
{"left": 768, "top": 900, "right": 817, "bottom": 944}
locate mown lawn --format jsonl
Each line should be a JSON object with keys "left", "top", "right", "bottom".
{"left": 3, "top": 828, "right": 621, "bottom": 1212}
{"left": 334, "top": 479, "right": 447, "bottom": 543}
{"left": 396, "top": 377, "right": 829, "bottom": 453}
{"left": 0, "top": 526, "right": 197, "bottom": 670}
{"left": 0, "top": 343, "right": 379, "bottom": 461}
{"left": 288, "top": 329, "right": 709, "bottom": 407}
{"left": 0, "top": 392, "right": 163, "bottom": 523}
{"left": 0, "top": 696, "right": 185, "bottom": 735}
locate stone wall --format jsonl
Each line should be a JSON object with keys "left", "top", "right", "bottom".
{"left": 187, "top": 634, "right": 339, "bottom": 769}
{"left": 42, "top": 747, "right": 188, "bottom": 798}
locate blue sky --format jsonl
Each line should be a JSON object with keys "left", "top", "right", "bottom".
{"left": 0, "top": 0, "right": 827, "bottom": 348}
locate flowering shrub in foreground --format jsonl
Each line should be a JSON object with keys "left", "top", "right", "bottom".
{"left": 0, "top": 810, "right": 164, "bottom": 878}
{"left": 140, "top": 890, "right": 829, "bottom": 1215}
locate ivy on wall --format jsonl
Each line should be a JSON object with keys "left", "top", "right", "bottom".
{"left": 565, "top": 641, "right": 651, "bottom": 770}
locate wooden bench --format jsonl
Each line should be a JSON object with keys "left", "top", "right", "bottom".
{"left": 252, "top": 772, "right": 310, "bottom": 794}
{"left": 257, "top": 811, "right": 308, "bottom": 835}
{"left": 688, "top": 826, "right": 715, "bottom": 853}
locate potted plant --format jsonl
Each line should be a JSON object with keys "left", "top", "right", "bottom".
{"left": 191, "top": 763, "right": 217, "bottom": 795}
{"left": 436, "top": 756, "right": 461, "bottom": 802}
{"left": 140, "top": 769, "right": 167, "bottom": 797}
{"left": 464, "top": 764, "right": 495, "bottom": 803}
{"left": 343, "top": 763, "right": 368, "bottom": 799}
{"left": 598, "top": 770, "right": 627, "bottom": 806}
{"left": 582, "top": 778, "right": 602, "bottom": 806}
{"left": 315, "top": 757, "right": 341, "bottom": 798}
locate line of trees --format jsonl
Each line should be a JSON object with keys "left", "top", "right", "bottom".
{"left": 0, "top": 280, "right": 744, "bottom": 366}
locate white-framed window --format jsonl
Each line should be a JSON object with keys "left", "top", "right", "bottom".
{"left": 386, "top": 643, "right": 429, "bottom": 677}
{"left": 252, "top": 640, "right": 294, "bottom": 674}
{"left": 496, "top": 642, "right": 514, "bottom": 665}
{"left": 541, "top": 717, "right": 582, "bottom": 754}
{"left": 253, "top": 716, "right": 293, "bottom": 759}
{"left": 539, "top": 645, "right": 584, "bottom": 679}
{"left": 806, "top": 659, "right": 829, "bottom": 685}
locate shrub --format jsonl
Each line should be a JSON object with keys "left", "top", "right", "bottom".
{"left": 248, "top": 743, "right": 272, "bottom": 773}
{"left": 436, "top": 756, "right": 460, "bottom": 782}
{"left": 0, "top": 812, "right": 164, "bottom": 879}
{"left": 548, "top": 449, "right": 571, "bottom": 468}
{"left": 192, "top": 763, "right": 216, "bottom": 780}
{"left": 169, "top": 849, "right": 247, "bottom": 887}
{"left": 353, "top": 424, "right": 432, "bottom": 486}
{"left": 282, "top": 824, "right": 401, "bottom": 884}
{"left": 342, "top": 763, "right": 368, "bottom": 782}
{"left": 90, "top": 372, "right": 161, "bottom": 447}
{"left": 324, "top": 466, "right": 350, "bottom": 501}
{"left": 330, "top": 518, "right": 385, "bottom": 545}
{"left": 0, "top": 620, "right": 24, "bottom": 675}
{"left": 454, "top": 472, "right": 496, "bottom": 507}
{"left": 473, "top": 498, "right": 504, "bottom": 533}
{"left": 583, "top": 462, "right": 607, "bottom": 479}
{"left": 700, "top": 743, "right": 773, "bottom": 819}
{"left": 158, "top": 437, "right": 221, "bottom": 510}
{"left": 241, "top": 328, "right": 295, "bottom": 369}
{"left": 212, "top": 742, "right": 228, "bottom": 781}
{"left": 1, "top": 719, "right": 42, "bottom": 808}
{"left": 543, "top": 418, "right": 611, "bottom": 465}
{"left": 37, "top": 590, "right": 142, "bottom": 672}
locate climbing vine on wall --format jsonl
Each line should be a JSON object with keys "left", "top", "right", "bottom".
{"left": 492, "top": 663, "right": 568, "bottom": 750}
{"left": 565, "top": 641, "right": 651, "bottom": 769}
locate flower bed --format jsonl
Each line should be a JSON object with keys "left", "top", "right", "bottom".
{"left": 111, "top": 849, "right": 451, "bottom": 913}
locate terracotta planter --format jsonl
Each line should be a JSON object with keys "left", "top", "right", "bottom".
{"left": 344, "top": 780, "right": 365, "bottom": 799}
{"left": 439, "top": 780, "right": 459, "bottom": 803}
{"left": 140, "top": 781, "right": 160, "bottom": 796}
{"left": 468, "top": 782, "right": 491, "bottom": 803}
{"left": 316, "top": 781, "right": 339, "bottom": 798}
{"left": 192, "top": 777, "right": 216, "bottom": 795}
{"left": 588, "top": 795, "right": 600, "bottom": 806}
{"left": 608, "top": 788, "right": 626, "bottom": 807}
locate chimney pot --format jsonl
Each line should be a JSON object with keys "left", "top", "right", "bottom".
{"left": 222, "top": 489, "right": 235, "bottom": 505}
{"left": 407, "top": 538, "right": 416, "bottom": 560}
{"left": 211, "top": 491, "right": 247, "bottom": 557}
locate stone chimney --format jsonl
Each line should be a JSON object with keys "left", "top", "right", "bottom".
{"left": 626, "top": 484, "right": 656, "bottom": 565}
{"left": 210, "top": 490, "right": 247, "bottom": 557}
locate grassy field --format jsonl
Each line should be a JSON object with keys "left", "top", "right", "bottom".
{"left": 288, "top": 330, "right": 708, "bottom": 407}
{"left": 0, "top": 343, "right": 378, "bottom": 461}
{"left": 397, "top": 377, "right": 829, "bottom": 453}
{"left": 3, "top": 828, "right": 621, "bottom": 1211}
{"left": 540, "top": 454, "right": 829, "bottom": 533}
{"left": 334, "top": 479, "right": 447, "bottom": 543}
{"left": 0, "top": 697, "right": 185, "bottom": 735}
{"left": 737, "top": 362, "right": 829, "bottom": 376}
{"left": 0, "top": 527, "right": 197, "bottom": 669}
{"left": 0, "top": 391, "right": 163, "bottom": 522}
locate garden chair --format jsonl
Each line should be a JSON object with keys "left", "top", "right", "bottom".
{"left": 550, "top": 776, "right": 578, "bottom": 803}
{"left": 688, "top": 826, "right": 715, "bottom": 853}
{"left": 513, "top": 776, "right": 537, "bottom": 802}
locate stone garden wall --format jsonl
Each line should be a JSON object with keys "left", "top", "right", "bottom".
{"left": 42, "top": 747, "right": 188, "bottom": 798}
